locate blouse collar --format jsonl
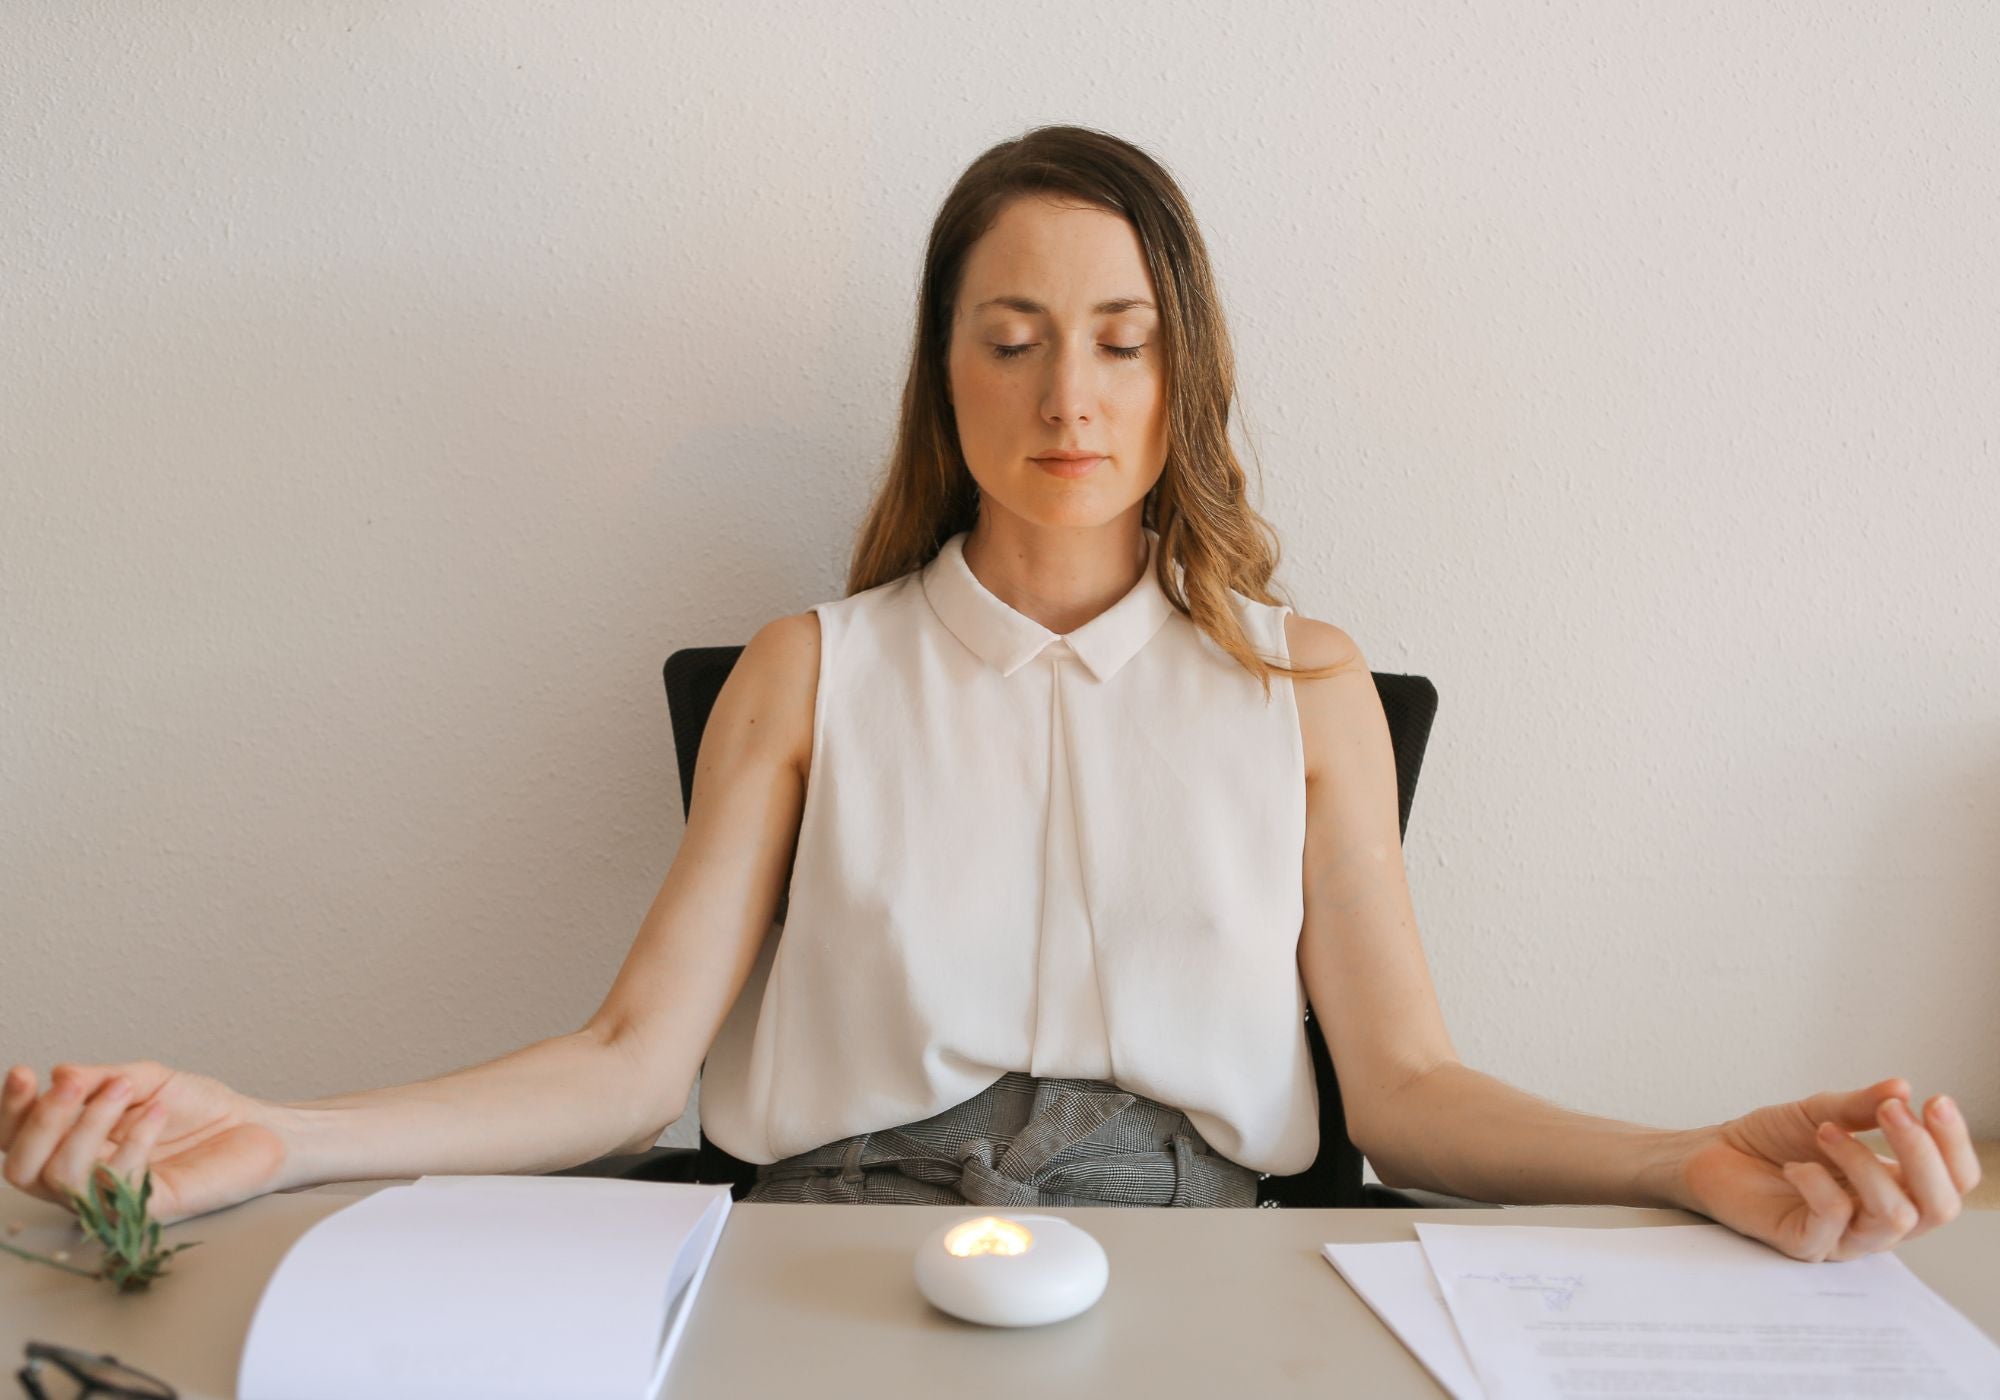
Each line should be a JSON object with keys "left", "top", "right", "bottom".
{"left": 921, "top": 526, "right": 1176, "bottom": 682}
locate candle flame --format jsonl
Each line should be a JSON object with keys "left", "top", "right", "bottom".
{"left": 942, "top": 1215, "right": 1035, "bottom": 1257}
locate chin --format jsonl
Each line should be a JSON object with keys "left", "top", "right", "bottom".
{"left": 983, "top": 480, "right": 1144, "bottom": 533}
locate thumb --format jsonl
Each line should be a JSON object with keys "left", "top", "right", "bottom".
{"left": 1800, "top": 1077, "right": 1909, "bottom": 1133}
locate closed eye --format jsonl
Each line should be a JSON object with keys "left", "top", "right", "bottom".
{"left": 992, "top": 343, "right": 1145, "bottom": 361}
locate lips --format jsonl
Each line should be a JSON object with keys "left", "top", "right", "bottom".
{"left": 1033, "top": 454, "right": 1104, "bottom": 479}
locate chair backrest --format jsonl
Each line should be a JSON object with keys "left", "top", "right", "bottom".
{"left": 662, "top": 645, "right": 1439, "bottom": 1207}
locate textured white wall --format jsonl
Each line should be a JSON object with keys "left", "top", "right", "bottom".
{"left": 3, "top": 2, "right": 1995, "bottom": 1174}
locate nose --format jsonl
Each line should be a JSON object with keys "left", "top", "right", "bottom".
{"left": 1038, "top": 338, "right": 1102, "bottom": 425}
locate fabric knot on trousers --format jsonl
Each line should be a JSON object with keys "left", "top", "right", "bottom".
{"left": 743, "top": 1072, "right": 1261, "bottom": 1208}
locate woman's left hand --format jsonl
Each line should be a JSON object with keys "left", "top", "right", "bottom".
{"left": 1675, "top": 1077, "right": 1982, "bottom": 1261}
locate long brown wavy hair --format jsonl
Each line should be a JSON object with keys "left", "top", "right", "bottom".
{"left": 844, "top": 123, "right": 1344, "bottom": 698}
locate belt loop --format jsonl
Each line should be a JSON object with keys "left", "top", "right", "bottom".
{"left": 1168, "top": 1132, "right": 1200, "bottom": 1207}
{"left": 1167, "top": 1129, "right": 1259, "bottom": 1207}
{"left": 840, "top": 1134, "right": 869, "bottom": 1186}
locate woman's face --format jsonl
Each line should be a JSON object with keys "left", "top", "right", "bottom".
{"left": 946, "top": 194, "right": 1169, "bottom": 533}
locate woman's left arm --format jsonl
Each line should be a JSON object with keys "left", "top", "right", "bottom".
{"left": 1283, "top": 615, "right": 1981, "bottom": 1262}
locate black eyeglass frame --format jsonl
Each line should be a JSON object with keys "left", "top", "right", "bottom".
{"left": 17, "top": 1341, "right": 176, "bottom": 1400}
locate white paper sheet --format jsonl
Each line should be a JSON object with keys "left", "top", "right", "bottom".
{"left": 238, "top": 1174, "right": 733, "bottom": 1400}
{"left": 1322, "top": 1241, "right": 1487, "bottom": 1399}
{"left": 1415, "top": 1222, "right": 2000, "bottom": 1400}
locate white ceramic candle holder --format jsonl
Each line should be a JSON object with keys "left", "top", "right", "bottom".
{"left": 913, "top": 1213, "right": 1109, "bottom": 1327}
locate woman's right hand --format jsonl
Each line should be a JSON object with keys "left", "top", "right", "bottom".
{"left": 1, "top": 1061, "right": 289, "bottom": 1226}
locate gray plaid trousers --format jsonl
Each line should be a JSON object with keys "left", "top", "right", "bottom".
{"left": 741, "top": 1071, "right": 1262, "bottom": 1207}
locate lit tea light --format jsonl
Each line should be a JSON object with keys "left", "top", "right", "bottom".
{"left": 914, "top": 1212, "right": 1109, "bottom": 1327}
{"left": 943, "top": 1215, "right": 1034, "bottom": 1257}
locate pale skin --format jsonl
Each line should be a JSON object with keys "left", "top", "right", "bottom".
{"left": 3, "top": 194, "right": 1980, "bottom": 1261}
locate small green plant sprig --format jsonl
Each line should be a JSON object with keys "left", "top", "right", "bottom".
{"left": 1, "top": 1167, "right": 200, "bottom": 1292}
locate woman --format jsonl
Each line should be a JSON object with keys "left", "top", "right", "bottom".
{"left": 1, "top": 126, "right": 1978, "bottom": 1260}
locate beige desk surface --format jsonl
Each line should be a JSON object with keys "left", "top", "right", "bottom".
{"left": 5, "top": 1180, "right": 1998, "bottom": 1399}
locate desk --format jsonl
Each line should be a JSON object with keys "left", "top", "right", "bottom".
{"left": 5, "top": 1181, "right": 1998, "bottom": 1398}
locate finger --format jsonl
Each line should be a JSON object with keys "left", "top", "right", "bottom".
{"left": 43, "top": 1076, "right": 134, "bottom": 1202}
{"left": 93, "top": 1094, "right": 150, "bottom": 1157}
{"left": 1779, "top": 1160, "right": 1853, "bottom": 1261}
{"left": 1874, "top": 1097, "right": 1962, "bottom": 1241}
{"left": 1, "top": 1069, "right": 96, "bottom": 1199}
{"left": 1816, "top": 1121, "right": 1918, "bottom": 1255}
{"left": 0, "top": 1065, "right": 37, "bottom": 1151}
{"left": 2, "top": 1062, "right": 156, "bottom": 1175}
{"left": 1921, "top": 1095, "right": 1983, "bottom": 1198}
{"left": 1803, "top": 1078, "right": 1910, "bottom": 1134}
{"left": 96, "top": 1102, "right": 173, "bottom": 1224}
{"left": 78, "top": 1092, "right": 171, "bottom": 1182}
{"left": 104, "top": 1100, "right": 169, "bottom": 1184}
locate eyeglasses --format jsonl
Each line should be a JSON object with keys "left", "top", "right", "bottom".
{"left": 17, "top": 1343, "right": 175, "bottom": 1400}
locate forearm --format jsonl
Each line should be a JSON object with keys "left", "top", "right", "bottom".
{"left": 262, "top": 1029, "right": 676, "bottom": 1193}
{"left": 1361, "top": 1061, "right": 1716, "bottom": 1210}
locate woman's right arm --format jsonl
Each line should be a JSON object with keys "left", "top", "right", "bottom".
{"left": 1, "top": 611, "right": 821, "bottom": 1223}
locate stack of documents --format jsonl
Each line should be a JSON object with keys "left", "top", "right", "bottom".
{"left": 239, "top": 1174, "right": 733, "bottom": 1400}
{"left": 1324, "top": 1222, "right": 2000, "bottom": 1398}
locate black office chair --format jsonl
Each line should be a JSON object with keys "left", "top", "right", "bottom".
{"left": 612, "top": 644, "right": 1489, "bottom": 1209}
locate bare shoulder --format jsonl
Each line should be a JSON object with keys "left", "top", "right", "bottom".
{"left": 707, "top": 609, "right": 822, "bottom": 778}
{"left": 1283, "top": 611, "right": 1367, "bottom": 677}
{"left": 1281, "top": 612, "right": 1379, "bottom": 785}
{"left": 742, "top": 609, "right": 822, "bottom": 674}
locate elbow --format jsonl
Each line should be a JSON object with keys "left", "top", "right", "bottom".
{"left": 621, "top": 1091, "right": 696, "bottom": 1158}
{"left": 1345, "top": 1117, "right": 1391, "bottom": 1172}
{"left": 614, "top": 1124, "right": 672, "bottom": 1158}
{"left": 614, "top": 1069, "right": 693, "bottom": 1156}
{"left": 1340, "top": 1094, "right": 1392, "bottom": 1168}
{"left": 1347, "top": 1112, "right": 1421, "bottom": 1189}
{"left": 1341, "top": 1056, "right": 1459, "bottom": 1172}
{"left": 582, "top": 1021, "right": 693, "bottom": 1159}
{"left": 609, "top": 1100, "right": 684, "bottom": 1160}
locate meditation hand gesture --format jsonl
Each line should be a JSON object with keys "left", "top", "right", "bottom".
{"left": 1679, "top": 1077, "right": 1981, "bottom": 1261}
{"left": 1, "top": 1061, "right": 288, "bottom": 1227}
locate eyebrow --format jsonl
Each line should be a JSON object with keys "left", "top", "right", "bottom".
{"left": 973, "top": 295, "right": 1157, "bottom": 316}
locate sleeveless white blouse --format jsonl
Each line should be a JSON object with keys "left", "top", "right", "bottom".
{"left": 698, "top": 526, "right": 1321, "bottom": 1175}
